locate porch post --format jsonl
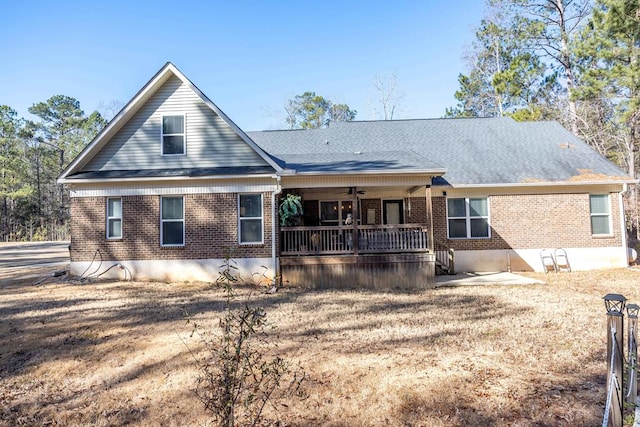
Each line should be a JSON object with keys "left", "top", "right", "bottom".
{"left": 425, "top": 184, "right": 434, "bottom": 252}
{"left": 351, "top": 187, "right": 359, "bottom": 255}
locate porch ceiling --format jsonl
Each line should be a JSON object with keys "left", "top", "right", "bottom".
{"left": 294, "top": 185, "right": 427, "bottom": 199}
{"left": 280, "top": 174, "right": 434, "bottom": 193}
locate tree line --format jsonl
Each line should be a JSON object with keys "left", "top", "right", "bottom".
{"left": 2, "top": 0, "right": 637, "bottom": 242}
{"left": 0, "top": 97, "right": 106, "bottom": 241}
{"left": 446, "top": 0, "right": 640, "bottom": 239}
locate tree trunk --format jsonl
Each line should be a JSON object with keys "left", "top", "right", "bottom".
{"left": 556, "top": 0, "right": 579, "bottom": 135}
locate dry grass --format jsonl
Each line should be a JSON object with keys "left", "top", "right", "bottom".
{"left": 2, "top": 267, "right": 640, "bottom": 426}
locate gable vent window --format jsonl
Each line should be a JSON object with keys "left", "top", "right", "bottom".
{"left": 161, "top": 115, "right": 185, "bottom": 155}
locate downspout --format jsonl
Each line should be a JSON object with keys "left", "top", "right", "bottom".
{"left": 619, "top": 183, "right": 629, "bottom": 261}
{"left": 272, "top": 175, "right": 282, "bottom": 283}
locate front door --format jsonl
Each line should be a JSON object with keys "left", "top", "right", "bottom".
{"left": 383, "top": 200, "right": 404, "bottom": 224}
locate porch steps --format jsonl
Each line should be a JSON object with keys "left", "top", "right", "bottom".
{"left": 435, "top": 261, "right": 452, "bottom": 275}
{"left": 434, "top": 240, "right": 455, "bottom": 275}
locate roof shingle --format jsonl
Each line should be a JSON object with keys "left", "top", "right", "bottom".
{"left": 248, "top": 117, "right": 631, "bottom": 185}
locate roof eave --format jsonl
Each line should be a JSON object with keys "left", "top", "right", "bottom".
{"left": 440, "top": 179, "right": 638, "bottom": 188}
{"left": 277, "top": 168, "right": 447, "bottom": 177}
{"left": 59, "top": 173, "right": 279, "bottom": 185}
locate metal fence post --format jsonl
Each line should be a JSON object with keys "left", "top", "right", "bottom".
{"left": 604, "top": 293, "right": 626, "bottom": 427}
{"left": 627, "top": 304, "right": 639, "bottom": 406}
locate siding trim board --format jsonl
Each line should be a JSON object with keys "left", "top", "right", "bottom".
{"left": 70, "top": 182, "right": 278, "bottom": 198}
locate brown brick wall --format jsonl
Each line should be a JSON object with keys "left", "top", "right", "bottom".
{"left": 71, "top": 193, "right": 273, "bottom": 262}
{"left": 433, "top": 193, "right": 622, "bottom": 251}
{"left": 405, "top": 197, "right": 427, "bottom": 224}
{"left": 360, "top": 199, "right": 381, "bottom": 224}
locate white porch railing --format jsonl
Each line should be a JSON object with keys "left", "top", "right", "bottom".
{"left": 280, "top": 224, "right": 429, "bottom": 256}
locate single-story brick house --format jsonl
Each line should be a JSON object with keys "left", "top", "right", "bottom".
{"left": 59, "top": 63, "right": 636, "bottom": 288}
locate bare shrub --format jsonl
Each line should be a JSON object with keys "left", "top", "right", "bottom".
{"left": 191, "top": 256, "right": 305, "bottom": 427}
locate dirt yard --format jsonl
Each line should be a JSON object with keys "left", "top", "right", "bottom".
{"left": 1, "top": 266, "right": 640, "bottom": 426}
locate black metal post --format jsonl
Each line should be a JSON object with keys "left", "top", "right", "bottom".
{"left": 604, "top": 293, "right": 626, "bottom": 427}
{"left": 627, "top": 304, "right": 639, "bottom": 406}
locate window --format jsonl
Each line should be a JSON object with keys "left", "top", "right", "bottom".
{"left": 447, "top": 197, "right": 490, "bottom": 239}
{"left": 320, "top": 201, "right": 339, "bottom": 225}
{"left": 590, "top": 194, "right": 611, "bottom": 235}
{"left": 106, "top": 197, "right": 122, "bottom": 239}
{"left": 161, "top": 115, "right": 185, "bottom": 155}
{"left": 161, "top": 196, "right": 184, "bottom": 246}
{"left": 239, "top": 194, "right": 263, "bottom": 244}
{"left": 319, "top": 201, "right": 358, "bottom": 226}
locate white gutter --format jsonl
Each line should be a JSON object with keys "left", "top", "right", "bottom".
{"left": 444, "top": 180, "right": 637, "bottom": 188}
{"left": 272, "top": 175, "right": 282, "bottom": 284}
{"left": 619, "top": 183, "right": 629, "bottom": 255}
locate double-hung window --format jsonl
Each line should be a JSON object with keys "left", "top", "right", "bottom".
{"left": 447, "top": 197, "right": 490, "bottom": 239}
{"left": 239, "top": 194, "right": 263, "bottom": 244}
{"left": 590, "top": 194, "right": 611, "bottom": 235}
{"left": 161, "top": 115, "right": 185, "bottom": 155}
{"left": 106, "top": 197, "right": 122, "bottom": 239}
{"left": 161, "top": 196, "right": 185, "bottom": 246}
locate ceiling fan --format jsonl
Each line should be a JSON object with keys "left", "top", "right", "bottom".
{"left": 334, "top": 187, "right": 365, "bottom": 195}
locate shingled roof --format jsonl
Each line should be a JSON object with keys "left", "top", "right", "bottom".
{"left": 247, "top": 117, "right": 633, "bottom": 186}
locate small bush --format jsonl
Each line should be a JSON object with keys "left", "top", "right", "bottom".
{"left": 192, "top": 256, "right": 305, "bottom": 427}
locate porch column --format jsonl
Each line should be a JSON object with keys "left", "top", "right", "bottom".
{"left": 425, "top": 185, "right": 434, "bottom": 252}
{"left": 351, "top": 187, "right": 359, "bottom": 255}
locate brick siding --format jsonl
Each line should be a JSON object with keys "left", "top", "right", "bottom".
{"left": 405, "top": 197, "right": 427, "bottom": 224}
{"left": 70, "top": 193, "right": 273, "bottom": 262}
{"left": 432, "top": 193, "right": 622, "bottom": 251}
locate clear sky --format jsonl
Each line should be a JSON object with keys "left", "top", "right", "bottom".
{"left": 1, "top": 1, "right": 486, "bottom": 131}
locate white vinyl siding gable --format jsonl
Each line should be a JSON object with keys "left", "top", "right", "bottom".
{"left": 83, "top": 75, "right": 271, "bottom": 171}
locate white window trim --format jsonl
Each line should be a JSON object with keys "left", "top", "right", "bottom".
{"left": 238, "top": 193, "right": 264, "bottom": 245}
{"left": 160, "top": 195, "right": 185, "bottom": 247}
{"left": 106, "top": 197, "right": 122, "bottom": 240}
{"left": 446, "top": 197, "right": 491, "bottom": 239}
{"left": 160, "top": 113, "right": 187, "bottom": 156}
{"left": 590, "top": 194, "right": 613, "bottom": 236}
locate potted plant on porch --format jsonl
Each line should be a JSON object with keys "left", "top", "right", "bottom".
{"left": 278, "top": 193, "right": 303, "bottom": 226}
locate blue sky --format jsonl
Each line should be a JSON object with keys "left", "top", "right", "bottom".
{"left": 1, "top": 1, "right": 486, "bottom": 131}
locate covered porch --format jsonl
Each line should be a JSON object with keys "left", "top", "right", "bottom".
{"left": 276, "top": 181, "right": 453, "bottom": 289}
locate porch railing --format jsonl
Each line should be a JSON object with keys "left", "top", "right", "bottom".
{"left": 434, "top": 239, "right": 455, "bottom": 274}
{"left": 280, "top": 224, "right": 429, "bottom": 256}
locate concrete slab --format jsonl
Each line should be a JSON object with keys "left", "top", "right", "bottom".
{"left": 435, "top": 271, "right": 546, "bottom": 287}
